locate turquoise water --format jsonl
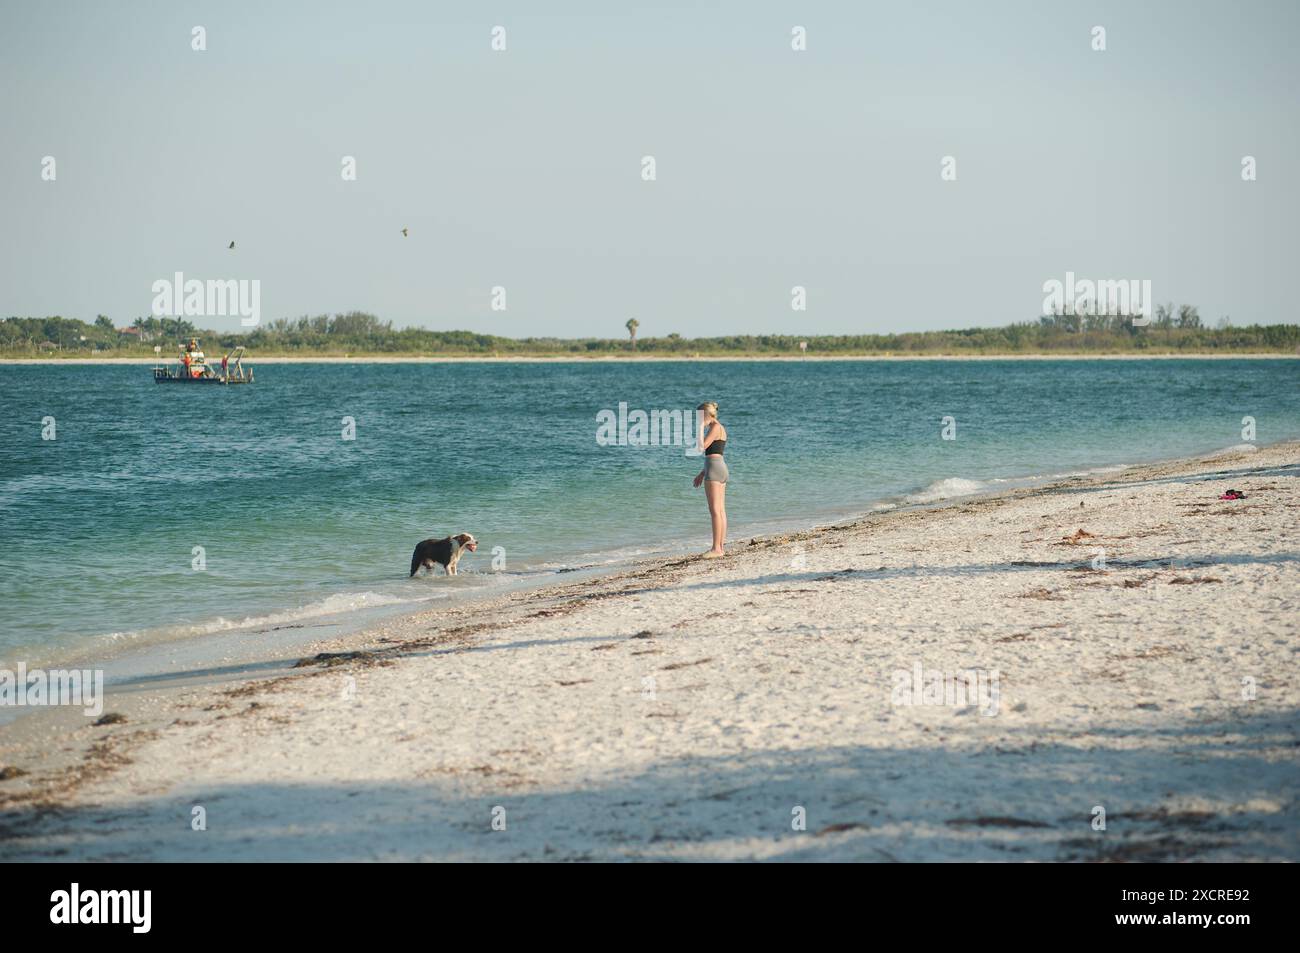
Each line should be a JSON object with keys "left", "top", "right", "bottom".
{"left": 1, "top": 359, "right": 1297, "bottom": 665}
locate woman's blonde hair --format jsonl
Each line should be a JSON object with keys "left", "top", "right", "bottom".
{"left": 697, "top": 401, "right": 719, "bottom": 419}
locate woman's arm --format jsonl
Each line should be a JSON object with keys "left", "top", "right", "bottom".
{"left": 699, "top": 423, "right": 725, "bottom": 452}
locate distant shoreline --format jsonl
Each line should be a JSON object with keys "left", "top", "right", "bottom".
{"left": 2, "top": 352, "right": 1297, "bottom": 365}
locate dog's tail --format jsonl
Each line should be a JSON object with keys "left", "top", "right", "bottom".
{"left": 410, "top": 546, "right": 422, "bottom": 577}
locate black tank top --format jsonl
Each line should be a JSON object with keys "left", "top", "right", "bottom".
{"left": 705, "top": 424, "right": 725, "bottom": 456}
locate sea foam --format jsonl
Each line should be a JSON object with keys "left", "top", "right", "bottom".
{"left": 904, "top": 477, "right": 988, "bottom": 504}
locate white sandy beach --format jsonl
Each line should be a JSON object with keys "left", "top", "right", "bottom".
{"left": 1, "top": 442, "right": 1297, "bottom": 862}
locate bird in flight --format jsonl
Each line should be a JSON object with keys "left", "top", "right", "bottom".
{"left": 401, "top": 228, "right": 409, "bottom": 238}
{"left": 228, "top": 241, "right": 235, "bottom": 250}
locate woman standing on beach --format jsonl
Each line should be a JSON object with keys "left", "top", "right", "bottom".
{"left": 692, "top": 401, "right": 728, "bottom": 557}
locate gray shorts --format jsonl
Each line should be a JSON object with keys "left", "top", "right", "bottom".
{"left": 704, "top": 455, "right": 729, "bottom": 484}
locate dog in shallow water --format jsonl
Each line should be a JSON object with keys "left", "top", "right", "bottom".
{"left": 409, "top": 533, "right": 478, "bottom": 577}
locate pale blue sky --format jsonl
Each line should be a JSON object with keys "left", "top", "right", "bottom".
{"left": 2, "top": 0, "right": 1297, "bottom": 336}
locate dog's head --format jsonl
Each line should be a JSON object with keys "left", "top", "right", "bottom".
{"left": 454, "top": 533, "right": 478, "bottom": 553}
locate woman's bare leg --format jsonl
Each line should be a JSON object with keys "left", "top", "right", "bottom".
{"left": 718, "top": 483, "right": 727, "bottom": 549}
{"left": 705, "top": 480, "right": 726, "bottom": 554}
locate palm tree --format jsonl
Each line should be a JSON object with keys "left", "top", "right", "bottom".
{"left": 625, "top": 318, "right": 640, "bottom": 350}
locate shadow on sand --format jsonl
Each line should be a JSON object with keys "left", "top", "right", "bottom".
{"left": 2, "top": 706, "right": 1295, "bottom": 862}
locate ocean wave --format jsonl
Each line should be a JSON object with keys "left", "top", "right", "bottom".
{"left": 94, "top": 589, "right": 450, "bottom": 648}
{"left": 904, "top": 477, "right": 988, "bottom": 504}
{"left": 1202, "top": 443, "right": 1259, "bottom": 458}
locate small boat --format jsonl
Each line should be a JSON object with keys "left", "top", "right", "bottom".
{"left": 153, "top": 340, "right": 254, "bottom": 385}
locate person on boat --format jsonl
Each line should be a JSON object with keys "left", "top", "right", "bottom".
{"left": 185, "top": 339, "right": 205, "bottom": 378}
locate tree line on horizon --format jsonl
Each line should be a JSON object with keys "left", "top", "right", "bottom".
{"left": 2, "top": 309, "right": 1298, "bottom": 356}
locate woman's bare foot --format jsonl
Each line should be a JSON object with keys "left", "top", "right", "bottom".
{"left": 701, "top": 550, "right": 725, "bottom": 559}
